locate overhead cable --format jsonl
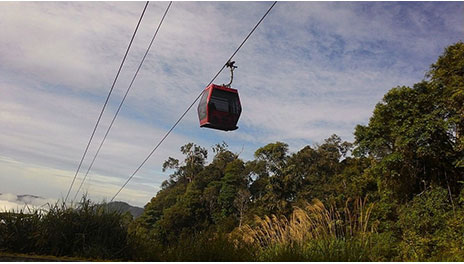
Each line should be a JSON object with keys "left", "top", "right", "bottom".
{"left": 72, "top": 1, "right": 173, "bottom": 202}
{"left": 64, "top": 1, "right": 149, "bottom": 204}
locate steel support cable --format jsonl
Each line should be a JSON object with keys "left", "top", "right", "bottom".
{"left": 110, "top": 1, "right": 277, "bottom": 202}
{"left": 72, "top": 1, "right": 173, "bottom": 202}
{"left": 63, "top": 1, "right": 149, "bottom": 204}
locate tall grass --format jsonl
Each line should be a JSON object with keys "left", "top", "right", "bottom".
{"left": 0, "top": 197, "right": 133, "bottom": 260}
{"left": 233, "top": 197, "right": 378, "bottom": 261}
{"left": 0, "top": 210, "right": 42, "bottom": 253}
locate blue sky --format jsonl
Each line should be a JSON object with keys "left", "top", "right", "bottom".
{"left": 0, "top": 1, "right": 463, "bottom": 207}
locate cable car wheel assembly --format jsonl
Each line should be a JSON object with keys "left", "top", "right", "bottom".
{"left": 197, "top": 61, "right": 242, "bottom": 131}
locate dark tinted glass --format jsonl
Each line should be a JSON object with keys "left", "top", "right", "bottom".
{"left": 210, "top": 88, "right": 241, "bottom": 114}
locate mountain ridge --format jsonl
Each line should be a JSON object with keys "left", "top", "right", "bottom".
{"left": 0, "top": 193, "right": 144, "bottom": 218}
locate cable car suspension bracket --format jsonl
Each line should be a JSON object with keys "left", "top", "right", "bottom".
{"left": 223, "top": 60, "right": 238, "bottom": 88}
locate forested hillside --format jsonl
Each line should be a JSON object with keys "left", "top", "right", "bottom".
{"left": 129, "top": 42, "right": 464, "bottom": 261}
{"left": 1, "top": 42, "right": 463, "bottom": 261}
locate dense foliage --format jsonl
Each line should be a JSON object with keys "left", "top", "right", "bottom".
{"left": 1, "top": 42, "right": 463, "bottom": 261}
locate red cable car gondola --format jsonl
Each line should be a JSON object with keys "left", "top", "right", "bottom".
{"left": 197, "top": 84, "right": 241, "bottom": 131}
{"left": 197, "top": 61, "right": 241, "bottom": 131}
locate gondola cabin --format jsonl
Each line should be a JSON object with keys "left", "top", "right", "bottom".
{"left": 197, "top": 84, "right": 242, "bottom": 131}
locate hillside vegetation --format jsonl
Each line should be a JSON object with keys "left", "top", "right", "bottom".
{"left": 1, "top": 42, "right": 463, "bottom": 261}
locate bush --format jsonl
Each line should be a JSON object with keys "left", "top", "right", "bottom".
{"left": 156, "top": 232, "right": 254, "bottom": 261}
{"left": 256, "top": 237, "right": 371, "bottom": 261}
{"left": 397, "top": 187, "right": 453, "bottom": 261}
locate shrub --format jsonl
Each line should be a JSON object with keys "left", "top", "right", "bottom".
{"left": 157, "top": 232, "right": 254, "bottom": 261}
{"left": 397, "top": 187, "right": 453, "bottom": 261}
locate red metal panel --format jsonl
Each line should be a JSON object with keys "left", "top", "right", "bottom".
{"left": 199, "top": 85, "right": 212, "bottom": 126}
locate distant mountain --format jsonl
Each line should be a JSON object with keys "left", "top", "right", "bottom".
{"left": 105, "top": 201, "right": 144, "bottom": 218}
{"left": 0, "top": 193, "right": 57, "bottom": 212}
{"left": 17, "top": 194, "right": 42, "bottom": 202}
{"left": 0, "top": 193, "right": 144, "bottom": 218}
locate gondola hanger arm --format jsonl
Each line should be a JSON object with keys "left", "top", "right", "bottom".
{"left": 223, "top": 60, "right": 238, "bottom": 88}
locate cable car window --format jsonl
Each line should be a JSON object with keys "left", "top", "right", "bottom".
{"left": 211, "top": 89, "right": 240, "bottom": 114}
{"left": 198, "top": 89, "right": 208, "bottom": 120}
{"left": 210, "top": 96, "right": 229, "bottom": 112}
{"left": 230, "top": 94, "right": 241, "bottom": 114}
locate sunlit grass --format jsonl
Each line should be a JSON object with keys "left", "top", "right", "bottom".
{"left": 233, "top": 197, "right": 378, "bottom": 261}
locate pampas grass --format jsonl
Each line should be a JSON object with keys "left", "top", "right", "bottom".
{"left": 233, "top": 197, "right": 377, "bottom": 261}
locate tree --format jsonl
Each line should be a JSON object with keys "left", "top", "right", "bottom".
{"left": 427, "top": 42, "right": 464, "bottom": 166}
{"left": 162, "top": 143, "right": 208, "bottom": 185}
{"left": 252, "top": 142, "right": 291, "bottom": 215}
{"left": 254, "top": 142, "right": 289, "bottom": 175}
{"left": 427, "top": 42, "right": 464, "bottom": 122}
{"left": 291, "top": 135, "right": 352, "bottom": 203}
{"left": 218, "top": 159, "right": 246, "bottom": 219}
{"left": 234, "top": 188, "right": 251, "bottom": 227}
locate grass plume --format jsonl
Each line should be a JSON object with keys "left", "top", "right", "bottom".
{"left": 233, "top": 197, "right": 377, "bottom": 261}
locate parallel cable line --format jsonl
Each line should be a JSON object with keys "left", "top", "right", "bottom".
{"left": 110, "top": 1, "right": 277, "bottom": 202}
{"left": 72, "top": 1, "right": 173, "bottom": 202}
{"left": 64, "top": 1, "right": 149, "bottom": 203}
